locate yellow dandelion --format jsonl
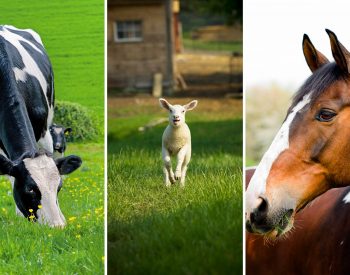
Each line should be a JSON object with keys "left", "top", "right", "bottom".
{"left": 48, "top": 234, "right": 52, "bottom": 237}
{"left": 68, "top": 216, "right": 77, "bottom": 222}
{"left": 102, "top": 256, "right": 105, "bottom": 262}
{"left": 29, "top": 214, "right": 35, "bottom": 222}
{"left": 38, "top": 205, "right": 42, "bottom": 209}
{"left": 75, "top": 234, "right": 81, "bottom": 239}
{"left": 77, "top": 224, "right": 81, "bottom": 229}
{"left": 29, "top": 209, "right": 33, "bottom": 213}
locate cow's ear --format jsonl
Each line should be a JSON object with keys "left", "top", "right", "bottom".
{"left": 55, "top": 155, "right": 82, "bottom": 175}
{"left": 64, "top": 128, "right": 72, "bottom": 135}
{"left": 0, "top": 155, "right": 15, "bottom": 176}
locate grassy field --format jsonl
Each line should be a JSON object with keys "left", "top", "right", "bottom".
{"left": 0, "top": 1, "right": 104, "bottom": 273}
{"left": 108, "top": 97, "right": 243, "bottom": 274}
{"left": 0, "top": 144, "right": 104, "bottom": 273}
{"left": 183, "top": 32, "right": 242, "bottom": 54}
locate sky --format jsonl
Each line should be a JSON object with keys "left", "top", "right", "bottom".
{"left": 244, "top": 0, "right": 350, "bottom": 90}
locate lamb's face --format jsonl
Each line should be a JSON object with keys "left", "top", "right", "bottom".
{"left": 169, "top": 105, "right": 186, "bottom": 127}
{"left": 159, "top": 98, "right": 198, "bottom": 127}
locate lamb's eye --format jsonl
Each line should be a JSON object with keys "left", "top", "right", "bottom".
{"left": 182, "top": 110, "right": 185, "bottom": 113}
{"left": 316, "top": 109, "right": 337, "bottom": 122}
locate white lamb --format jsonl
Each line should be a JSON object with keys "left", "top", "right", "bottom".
{"left": 159, "top": 98, "right": 198, "bottom": 187}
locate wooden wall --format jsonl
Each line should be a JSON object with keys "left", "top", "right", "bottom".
{"left": 108, "top": 2, "right": 173, "bottom": 91}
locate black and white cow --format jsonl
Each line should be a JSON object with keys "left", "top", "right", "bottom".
{"left": 0, "top": 25, "right": 81, "bottom": 227}
{"left": 49, "top": 124, "right": 72, "bottom": 158}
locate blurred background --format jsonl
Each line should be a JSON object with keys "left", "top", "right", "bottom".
{"left": 107, "top": 0, "right": 243, "bottom": 273}
{"left": 108, "top": 0, "right": 242, "bottom": 96}
{"left": 245, "top": 0, "right": 350, "bottom": 165}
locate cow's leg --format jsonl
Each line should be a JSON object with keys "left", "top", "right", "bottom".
{"left": 38, "top": 129, "right": 53, "bottom": 154}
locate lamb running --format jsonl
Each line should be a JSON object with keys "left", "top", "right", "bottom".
{"left": 159, "top": 98, "right": 198, "bottom": 187}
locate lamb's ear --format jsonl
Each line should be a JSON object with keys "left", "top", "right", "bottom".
{"left": 326, "top": 29, "right": 350, "bottom": 74}
{"left": 302, "top": 34, "right": 329, "bottom": 72}
{"left": 0, "top": 155, "right": 15, "bottom": 176}
{"left": 159, "top": 98, "right": 171, "bottom": 110}
{"left": 55, "top": 155, "right": 82, "bottom": 175}
{"left": 184, "top": 100, "right": 198, "bottom": 111}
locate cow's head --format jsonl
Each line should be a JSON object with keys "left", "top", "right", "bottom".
{"left": 0, "top": 152, "right": 81, "bottom": 227}
{"left": 49, "top": 124, "right": 72, "bottom": 154}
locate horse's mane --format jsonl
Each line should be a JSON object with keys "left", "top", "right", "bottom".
{"left": 288, "top": 62, "right": 347, "bottom": 113}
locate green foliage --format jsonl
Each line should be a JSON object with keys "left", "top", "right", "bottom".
{"left": 108, "top": 98, "right": 243, "bottom": 274}
{"left": 54, "top": 101, "right": 99, "bottom": 142}
{"left": 181, "top": 0, "right": 242, "bottom": 25}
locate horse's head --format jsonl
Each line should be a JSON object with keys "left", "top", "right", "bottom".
{"left": 246, "top": 30, "right": 350, "bottom": 238}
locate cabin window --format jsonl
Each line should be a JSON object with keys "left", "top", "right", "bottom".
{"left": 115, "top": 20, "right": 142, "bottom": 42}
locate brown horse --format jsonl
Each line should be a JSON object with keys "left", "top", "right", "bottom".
{"left": 246, "top": 168, "right": 350, "bottom": 275}
{"left": 246, "top": 30, "right": 350, "bottom": 238}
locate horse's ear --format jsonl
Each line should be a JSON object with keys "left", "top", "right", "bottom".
{"left": 326, "top": 29, "right": 350, "bottom": 74}
{"left": 302, "top": 34, "right": 329, "bottom": 72}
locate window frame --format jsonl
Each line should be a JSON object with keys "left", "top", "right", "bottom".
{"left": 114, "top": 20, "right": 143, "bottom": 43}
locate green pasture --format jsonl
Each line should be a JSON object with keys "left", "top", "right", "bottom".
{"left": 0, "top": 0, "right": 104, "bottom": 274}
{"left": 183, "top": 32, "right": 243, "bottom": 54}
{"left": 108, "top": 98, "right": 243, "bottom": 274}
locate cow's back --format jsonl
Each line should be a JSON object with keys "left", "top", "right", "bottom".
{"left": 0, "top": 25, "right": 54, "bottom": 141}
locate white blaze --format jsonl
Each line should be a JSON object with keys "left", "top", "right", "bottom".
{"left": 246, "top": 93, "right": 311, "bottom": 213}
{"left": 343, "top": 191, "right": 350, "bottom": 204}
{"left": 23, "top": 155, "right": 65, "bottom": 227}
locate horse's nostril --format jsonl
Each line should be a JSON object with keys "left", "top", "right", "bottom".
{"left": 250, "top": 197, "right": 269, "bottom": 224}
{"left": 257, "top": 197, "right": 268, "bottom": 213}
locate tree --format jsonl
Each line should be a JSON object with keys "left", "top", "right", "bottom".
{"left": 181, "top": 0, "right": 242, "bottom": 25}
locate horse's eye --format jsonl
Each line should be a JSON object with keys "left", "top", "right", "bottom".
{"left": 316, "top": 109, "right": 337, "bottom": 122}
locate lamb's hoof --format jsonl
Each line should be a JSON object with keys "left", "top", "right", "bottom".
{"left": 165, "top": 182, "right": 171, "bottom": 187}
{"left": 174, "top": 171, "right": 181, "bottom": 180}
{"left": 170, "top": 177, "right": 176, "bottom": 184}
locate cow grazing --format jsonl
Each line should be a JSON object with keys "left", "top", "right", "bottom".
{"left": 49, "top": 124, "right": 72, "bottom": 158}
{"left": 0, "top": 25, "right": 81, "bottom": 227}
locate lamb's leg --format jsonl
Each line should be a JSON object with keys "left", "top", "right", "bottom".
{"left": 180, "top": 150, "right": 191, "bottom": 187}
{"left": 162, "top": 148, "right": 175, "bottom": 185}
{"left": 163, "top": 167, "right": 171, "bottom": 187}
{"left": 175, "top": 145, "right": 188, "bottom": 181}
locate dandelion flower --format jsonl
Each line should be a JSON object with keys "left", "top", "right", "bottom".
{"left": 29, "top": 209, "right": 33, "bottom": 213}
{"left": 68, "top": 216, "right": 77, "bottom": 222}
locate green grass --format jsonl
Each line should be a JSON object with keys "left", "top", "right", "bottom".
{"left": 0, "top": 1, "right": 104, "bottom": 273}
{"left": 183, "top": 32, "right": 242, "bottom": 53}
{"left": 108, "top": 98, "right": 243, "bottom": 274}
